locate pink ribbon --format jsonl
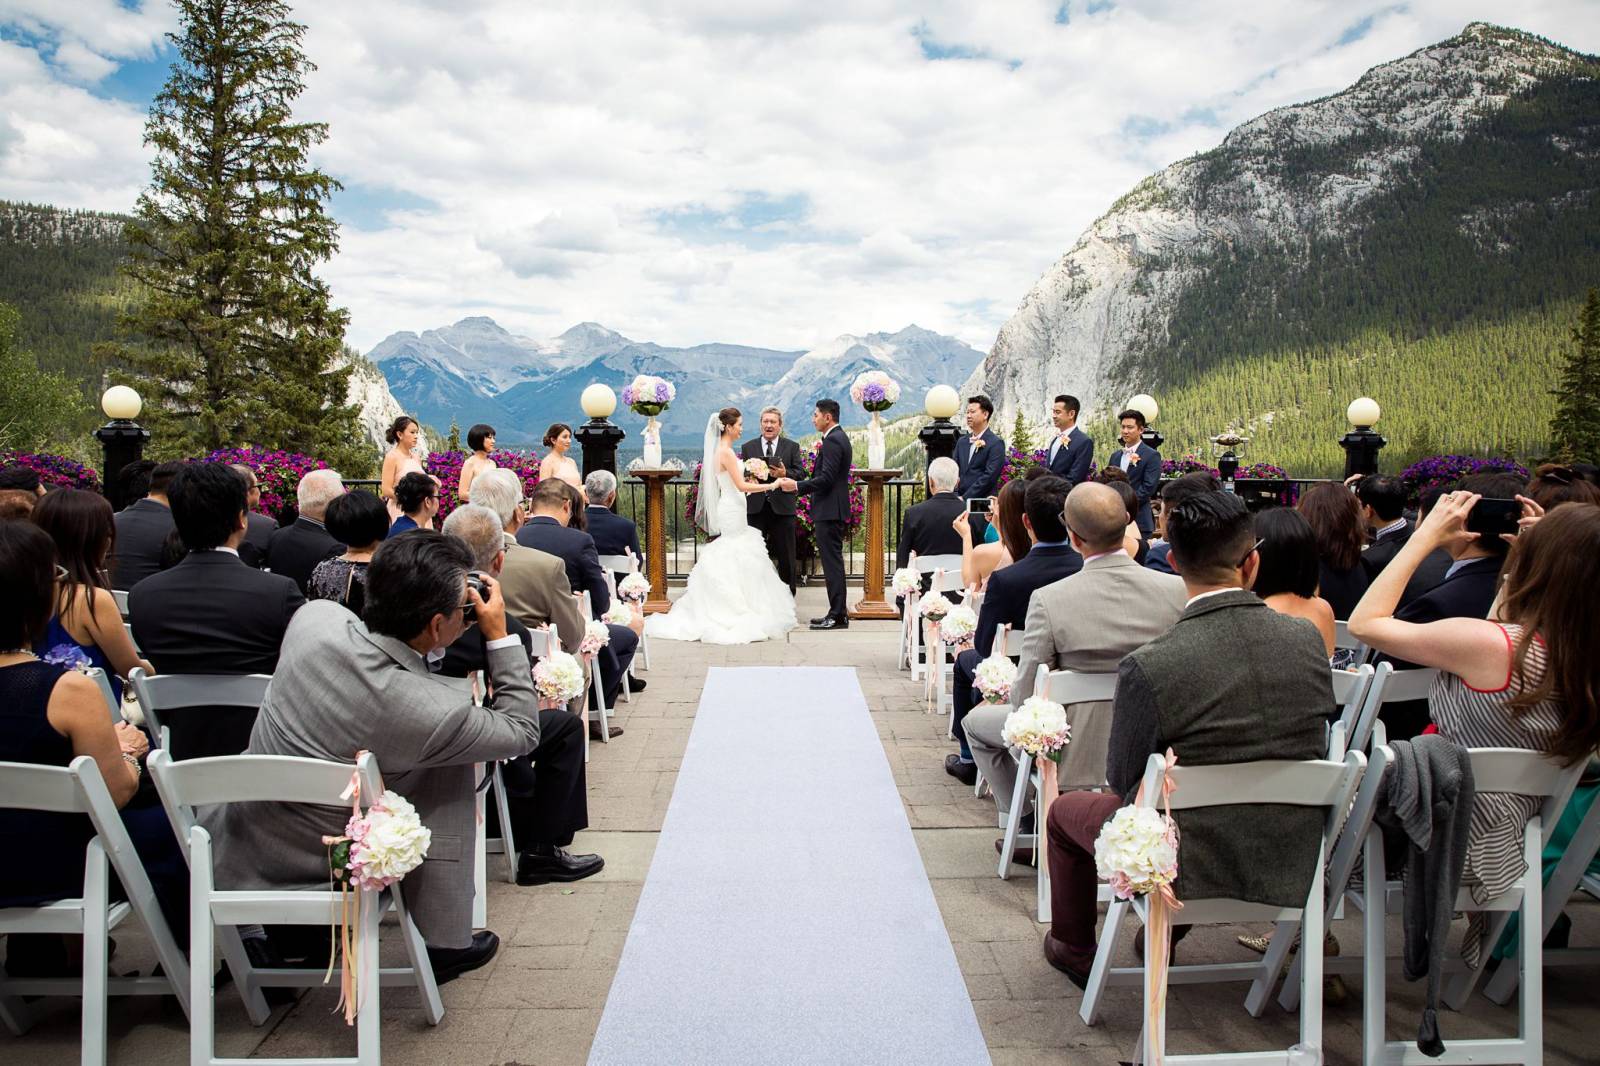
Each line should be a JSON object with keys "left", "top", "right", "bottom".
{"left": 1132, "top": 748, "right": 1184, "bottom": 1065}
{"left": 322, "top": 751, "right": 370, "bottom": 1025}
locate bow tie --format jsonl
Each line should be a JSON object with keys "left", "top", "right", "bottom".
{"left": 1123, "top": 443, "right": 1139, "bottom": 453}
{"left": 970, "top": 435, "right": 983, "bottom": 445}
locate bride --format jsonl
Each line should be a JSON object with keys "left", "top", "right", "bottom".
{"left": 646, "top": 407, "right": 798, "bottom": 644}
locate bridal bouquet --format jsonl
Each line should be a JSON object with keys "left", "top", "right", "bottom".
{"left": 939, "top": 603, "right": 978, "bottom": 645}
{"left": 973, "top": 654, "right": 1018, "bottom": 704}
{"left": 602, "top": 602, "right": 635, "bottom": 627}
{"left": 578, "top": 620, "right": 611, "bottom": 657}
{"left": 1001, "top": 696, "right": 1072, "bottom": 763}
{"left": 325, "top": 790, "right": 432, "bottom": 892}
{"left": 744, "top": 457, "right": 770, "bottom": 481}
{"left": 533, "top": 650, "right": 587, "bottom": 706}
{"left": 890, "top": 567, "right": 919, "bottom": 600}
{"left": 622, "top": 375, "right": 675, "bottom": 416}
{"left": 918, "top": 592, "right": 952, "bottom": 622}
{"left": 849, "top": 370, "right": 901, "bottom": 412}
{"left": 617, "top": 572, "right": 651, "bottom": 603}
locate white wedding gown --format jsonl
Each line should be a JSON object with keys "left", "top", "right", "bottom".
{"left": 646, "top": 470, "right": 797, "bottom": 645}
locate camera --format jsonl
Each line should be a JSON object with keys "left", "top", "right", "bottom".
{"left": 1465, "top": 498, "right": 1521, "bottom": 540}
{"left": 463, "top": 570, "right": 491, "bottom": 623}
{"left": 967, "top": 496, "right": 992, "bottom": 516}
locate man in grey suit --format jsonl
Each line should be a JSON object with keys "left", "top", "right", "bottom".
{"left": 210, "top": 531, "right": 595, "bottom": 983}
{"left": 1039, "top": 491, "right": 1331, "bottom": 986}
{"left": 965, "top": 483, "right": 1186, "bottom": 844}
{"left": 740, "top": 406, "right": 804, "bottom": 591}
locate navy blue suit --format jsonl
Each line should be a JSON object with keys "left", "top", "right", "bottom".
{"left": 1046, "top": 427, "right": 1094, "bottom": 487}
{"left": 1108, "top": 442, "right": 1161, "bottom": 533}
{"left": 795, "top": 426, "right": 853, "bottom": 619}
{"left": 955, "top": 428, "right": 1005, "bottom": 500}
{"left": 585, "top": 505, "right": 641, "bottom": 564}
{"left": 516, "top": 515, "right": 637, "bottom": 705}
{"left": 951, "top": 543, "right": 1084, "bottom": 757}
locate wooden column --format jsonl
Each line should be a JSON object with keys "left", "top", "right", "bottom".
{"left": 849, "top": 468, "right": 901, "bottom": 621}
{"left": 635, "top": 468, "right": 677, "bottom": 614}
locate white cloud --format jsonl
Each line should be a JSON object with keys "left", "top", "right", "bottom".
{"left": 4, "top": 0, "right": 1600, "bottom": 355}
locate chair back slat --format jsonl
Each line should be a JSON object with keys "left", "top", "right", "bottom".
{"left": 0, "top": 760, "right": 88, "bottom": 813}
{"left": 597, "top": 553, "right": 639, "bottom": 574}
{"left": 129, "top": 669, "right": 270, "bottom": 711}
{"left": 913, "top": 553, "right": 963, "bottom": 575}
{"left": 1041, "top": 667, "right": 1118, "bottom": 706}
{"left": 928, "top": 567, "right": 964, "bottom": 594}
{"left": 1330, "top": 665, "right": 1371, "bottom": 706}
{"left": 1153, "top": 757, "right": 1358, "bottom": 810}
{"left": 1378, "top": 666, "right": 1438, "bottom": 702}
{"left": 1333, "top": 619, "right": 1365, "bottom": 653}
{"left": 112, "top": 589, "right": 130, "bottom": 618}
{"left": 527, "top": 626, "right": 556, "bottom": 657}
{"left": 148, "top": 751, "right": 381, "bottom": 810}
{"left": 83, "top": 667, "right": 122, "bottom": 722}
{"left": 1002, "top": 626, "right": 1026, "bottom": 657}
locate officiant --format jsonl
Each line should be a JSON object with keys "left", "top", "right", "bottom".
{"left": 740, "top": 405, "right": 803, "bottom": 592}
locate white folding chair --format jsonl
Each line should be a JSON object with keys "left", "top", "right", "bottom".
{"left": 468, "top": 672, "right": 519, "bottom": 885}
{"left": 1349, "top": 663, "right": 1438, "bottom": 755}
{"left": 1334, "top": 619, "right": 1369, "bottom": 664}
{"left": 574, "top": 593, "right": 611, "bottom": 753}
{"left": 998, "top": 666, "right": 1119, "bottom": 923}
{"left": 598, "top": 551, "right": 649, "bottom": 672}
{"left": 1080, "top": 751, "right": 1366, "bottom": 1066}
{"left": 1326, "top": 664, "right": 1375, "bottom": 759}
{"left": 970, "top": 625, "right": 1030, "bottom": 799}
{"left": 148, "top": 749, "right": 443, "bottom": 1063}
{"left": 81, "top": 667, "right": 121, "bottom": 722}
{"left": 127, "top": 668, "right": 270, "bottom": 755}
{"left": 907, "top": 553, "right": 962, "bottom": 682}
{"left": 925, "top": 571, "right": 975, "bottom": 719}
{"left": 0, "top": 756, "right": 192, "bottom": 1066}
{"left": 111, "top": 589, "right": 130, "bottom": 619}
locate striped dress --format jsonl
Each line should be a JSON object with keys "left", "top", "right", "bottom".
{"left": 1429, "top": 622, "right": 1564, "bottom": 965}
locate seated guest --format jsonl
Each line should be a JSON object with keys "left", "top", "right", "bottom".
{"left": 1041, "top": 491, "right": 1331, "bottom": 984}
{"left": 896, "top": 456, "right": 965, "bottom": 584}
{"left": 583, "top": 470, "right": 642, "bottom": 565}
{"left": 515, "top": 478, "right": 640, "bottom": 719}
{"left": 554, "top": 478, "right": 588, "bottom": 532}
{"left": 944, "top": 475, "right": 1081, "bottom": 786}
{"left": 230, "top": 464, "right": 279, "bottom": 568}
{"left": 1357, "top": 473, "right": 1451, "bottom": 604}
{"left": 109, "top": 460, "right": 181, "bottom": 589}
{"left": 1251, "top": 507, "right": 1336, "bottom": 658}
{"left": 436, "top": 506, "right": 600, "bottom": 885}
{"left": 1527, "top": 463, "right": 1600, "bottom": 512}
{"left": 968, "top": 483, "right": 1186, "bottom": 840}
{"left": 1351, "top": 497, "right": 1600, "bottom": 962}
{"left": 1145, "top": 472, "right": 1221, "bottom": 574}
{"left": 0, "top": 489, "right": 37, "bottom": 520}
{"left": 0, "top": 465, "right": 46, "bottom": 497}
{"left": 0, "top": 520, "right": 187, "bottom": 970}
{"left": 1097, "top": 474, "right": 1149, "bottom": 564}
{"left": 31, "top": 489, "right": 153, "bottom": 699}
{"left": 957, "top": 477, "right": 1027, "bottom": 591}
{"left": 129, "top": 462, "right": 305, "bottom": 759}
{"left": 1297, "top": 481, "right": 1370, "bottom": 619}
{"left": 308, "top": 490, "right": 389, "bottom": 616}
{"left": 390, "top": 471, "right": 439, "bottom": 534}
{"left": 207, "top": 533, "right": 595, "bottom": 985}
{"left": 265, "top": 468, "right": 344, "bottom": 593}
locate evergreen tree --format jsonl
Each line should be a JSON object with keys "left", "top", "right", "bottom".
{"left": 1549, "top": 288, "right": 1600, "bottom": 462}
{"left": 100, "top": 0, "right": 363, "bottom": 470}
{"left": 0, "top": 302, "right": 81, "bottom": 453}
{"left": 1008, "top": 410, "right": 1036, "bottom": 455}
{"left": 446, "top": 418, "right": 461, "bottom": 452}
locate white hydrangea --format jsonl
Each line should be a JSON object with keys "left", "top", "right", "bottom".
{"left": 890, "top": 567, "right": 919, "bottom": 599}
{"left": 1001, "top": 696, "right": 1071, "bottom": 758}
{"left": 533, "top": 650, "right": 587, "bottom": 703}
{"left": 348, "top": 791, "right": 431, "bottom": 890}
{"left": 1093, "top": 805, "right": 1179, "bottom": 899}
{"left": 578, "top": 620, "right": 611, "bottom": 656}
{"left": 973, "top": 654, "right": 1018, "bottom": 703}
{"left": 617, "top": 572, "right": 651, "bottom": 602}
{"left": 939, "top": 603, "right": 978, "bottom": 644}
{"left": 919, "top": 592, "right": 952, "bottom": 621}
{"left": 602, "top": 603, "right": 635, "bottom": 627}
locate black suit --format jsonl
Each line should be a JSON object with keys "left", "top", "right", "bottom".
{"left": 1361, "top": 520, "right": 1452, "bottom": 607}
{"left": 952, "top": 544, "right": 1083, "bottom": 753}
{"left": 110, "top": 498, "right": 175, "bottom": 590}
{"left": 741, "top": 435, "right": 803, "bottom": 590}
{"left": 128, "top": 551, "right": 304, "bottom": 759}
{"left": 515, "top": 516, "right": 637, "bottom": 704}
{"left": 795, "top": 426, "right": 853, "bottom": 619}
{"left": 239, "top": 511, "right": 279, "bottom": 569}
{"left": 896, "top": 492, "right": 965, "bottom": 571}
{"left": 1376, "top": 554, "right": 1504, "bottom": 740}
{"left": 265, "top": 516, "right": 343, "bottom": 595}
{"left": 1045, "top": 427, "right": 1094, "bottom": 487}
{"left": 585, "top": 506, "right": 641, "bottom": 564}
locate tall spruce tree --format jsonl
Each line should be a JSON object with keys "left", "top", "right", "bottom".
{"left": 1008, "top": 410, "right": 1036, "bottom": 456}
{"left": 102, "top": 0, "right": 364, "bottom": 470}
{"left": 1549, "top": 288, "right": 1600, "bottom": 462}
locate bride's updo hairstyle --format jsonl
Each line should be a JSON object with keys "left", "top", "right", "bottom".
{"left": 717, "top": 407, "right": 741, "bottom": 434}
{"left": 385, "top": 415, "right": 417, "bottom": 445}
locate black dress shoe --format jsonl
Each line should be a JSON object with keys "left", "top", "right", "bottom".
{"left": 516, "top": 847, "right": 605, "bottom": 885}
{"left": 425, "top": 930, "right": 499, "bottom": 985}
{"left": 944, "top": 754, "right": 978, "bottom": 786}
{"left": 590, "top": 724, "right": 625, "bottom": 740}
{"left": 809, "top": 616, "right": 828, "bottom": 625}
{"left": 627, "top": 677, "right": 647, "bottom": 692}
{"left": 809, "top": 617, "right": 848, "bottom": 631}
{"left": 995, "top": 837, "right": 1036, "bottom": 865}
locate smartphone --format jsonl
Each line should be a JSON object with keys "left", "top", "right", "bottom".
{"left": 967, "top": 496, "right": 992, "bottom": 516}
{"left": 1465, "top": 497, "right": 1521, "bottom": 539}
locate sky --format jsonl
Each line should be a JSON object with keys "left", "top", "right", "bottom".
{"left": 2, "top": 1, "right": 1598, "bottom": 355}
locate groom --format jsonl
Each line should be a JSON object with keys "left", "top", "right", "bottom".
{"left": 777, "top": 398, "right": 852, "bottom": 630}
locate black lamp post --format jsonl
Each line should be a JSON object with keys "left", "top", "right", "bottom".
{"left": 917, "top": 385, "right": 961, "bottom": 467}
{"left": 94, "top": 386, "right": 149, "bottom": 511}
{"left": 1339, "top": 397, "right": 1386, "bottom": 479}
{"left": 575, "top": 384, "right": 626, "bottom": 484}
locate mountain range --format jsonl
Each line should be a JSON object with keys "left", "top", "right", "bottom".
{"left": 370, "top": 318, "right": 985, "bottom": 446}
{"left": 969, "top": 22, "right": 1600, "bottom": 472}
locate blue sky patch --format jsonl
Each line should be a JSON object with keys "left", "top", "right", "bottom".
{"left": 652, "top": 192, "right": 816, "bottom": 250}
{"left": 328, "top": 184, "right": 437, "bottom": 231}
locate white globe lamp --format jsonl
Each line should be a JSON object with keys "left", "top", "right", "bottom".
{"left": 1127, "top": 393, "right": 1159, "bottom": 423}
{"left": 924, "top": 385, "right": 960, "bottom": 420}
{"left": 101, "top": 385, "right": 142, "bottom": 421}
{"left": 581, "top": 383, "right": 618, "bottom": 420}
{"left": 1346, "top": 397, "right": 1381, "bottom": 429}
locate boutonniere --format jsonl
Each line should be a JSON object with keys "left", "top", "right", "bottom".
{"left": 1128, "top": 453, "right": 1141, "bottom": 465}
{"left": 972, "top": 439, "right": 986, "bottom": 450}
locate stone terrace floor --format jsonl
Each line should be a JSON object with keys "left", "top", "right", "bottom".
{"left": 9, "top": 586, "right": 1598, "bottom": 1064}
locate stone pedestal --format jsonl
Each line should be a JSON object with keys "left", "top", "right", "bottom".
{"left": 849, "top": 468, "right": 902, "bottom": 621}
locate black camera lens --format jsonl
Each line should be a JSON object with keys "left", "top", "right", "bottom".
{"left": 463, "top": 571, "right": 490, "bottom": 623}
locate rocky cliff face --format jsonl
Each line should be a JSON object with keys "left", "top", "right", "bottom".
{"left": 968, "top": 22, "right": 1593, "bottom": 426}
{"left": 337, "top": 350, "right": 428, "bottom": 458}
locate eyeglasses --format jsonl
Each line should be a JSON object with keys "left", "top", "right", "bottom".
{"left": 1239, "top": 537, "right": 1264, "bottom": 569}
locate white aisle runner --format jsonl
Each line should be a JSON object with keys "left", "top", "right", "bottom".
{"left": 589, "top": 666, "right": 991, "bottom": 1065}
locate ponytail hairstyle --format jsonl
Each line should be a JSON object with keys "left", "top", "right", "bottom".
{"left": 385, "top": 416, "right": 418, "bottom": 446}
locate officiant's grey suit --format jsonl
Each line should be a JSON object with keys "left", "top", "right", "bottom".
{"left": 208, "top": 600, "right": 541, "bottom": 948}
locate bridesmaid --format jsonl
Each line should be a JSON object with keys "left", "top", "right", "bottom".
{"left": 458, "top": 423, "right": 497, "bottom": 503}
{"left": 538, "top": 422, "right": 583, "bottom": 489}
{"left": 380, "top": 416, "right": 425, "bottom": 520}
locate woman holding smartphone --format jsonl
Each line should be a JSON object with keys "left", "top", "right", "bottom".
{"left": 955, "top": 479, "right": 1028, "bottom": 591}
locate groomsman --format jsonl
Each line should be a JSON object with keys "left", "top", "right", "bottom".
{"left": 1045, "top": 394, "right": 1094, "bottom": 487}
{"left": 1108, "top": 408, "right": 1161, "bottom": 535}
{"left": 740, "top": 406, "right": 803, "bottom": 592}
{"left": 955, "top": 395, "right": 1005, "bottom": 540}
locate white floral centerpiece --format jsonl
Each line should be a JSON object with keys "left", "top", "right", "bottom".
{"left": 939, "top": 603, "right": 978, "bottom": 646}
{"left": 602, "top": 602, "right": 636, "bottom": 627}
{"left": 890, "top": 567, "right": 919, "bottom": 600}
{"left": 973, "top": 654, "right": 1018, "bottom": 704}
{"left": 617, "top": 572, "right": 651, "bottom": 604}
{"left": 850, "top": 370, "right": 901, "bottom": 468}
{"left": 578, "top": 620, "right": 611, "bottom": 657}
{"left": 918, "top": 592, "right": 951, "bottom": 622}
{"left": 623, "top": 374, "right": 676, "bottom": 466}
{"left": 533, "top": 649, "right": 587, "bottom": 709}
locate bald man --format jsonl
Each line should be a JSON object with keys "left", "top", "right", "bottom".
{"left": 963, "top": 483, "right": 1186, "bottom": 851}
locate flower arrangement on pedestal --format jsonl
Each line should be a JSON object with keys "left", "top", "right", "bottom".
{"left": 622, "top": 375, "right": 676, "bottom": 466}
{"left": 849, "top": 370, "right": 901, "bottom": 468}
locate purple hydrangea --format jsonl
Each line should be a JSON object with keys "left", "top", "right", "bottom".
{"left": 862, "top": 383, "right": 886, "bottom": 405}
{"left": 42, "top": 644, "right": 92, "bottom": 670}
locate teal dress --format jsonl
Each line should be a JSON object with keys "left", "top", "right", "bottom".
{"left": 981, "top": 522, "right": 999, "bottom": 545}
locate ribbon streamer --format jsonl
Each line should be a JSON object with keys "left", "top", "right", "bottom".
{"left": 1131, "top": 748, "right": 1184, "bottom": 1065}
{"left": 322, "top": 753, "right": 369, "bottom": 1025}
